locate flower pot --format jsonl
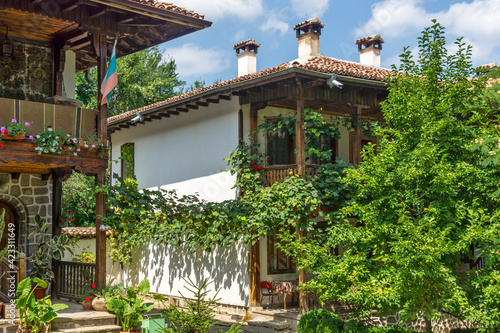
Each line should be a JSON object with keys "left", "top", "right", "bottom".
{"left": 92, "top": 297, "right": 107, "bottom": 311}
{"left": 81, "top": 300, "right": 93, "bottom": 310}
{"left": 33, "top": 286, "right": 46, "bottom": 300}
{"left": 2, "top": 132, "right": 24, "bottom": 141}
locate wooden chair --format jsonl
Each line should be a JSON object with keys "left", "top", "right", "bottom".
{"left": 260, "top": 281, "right": 279, "bottom": 309}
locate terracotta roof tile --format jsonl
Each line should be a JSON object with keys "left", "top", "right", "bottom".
{"left": 293, "top": 17, "right": 324, "bottom": 30}
{"left": 108, "top": 56, "right": 392, "bottom": 124}
{"left": 128, "top": 0, "right": 205, "bottom": 19}
{"left": 355, "top": 34, "right": 385, "bottom": 45}
{"left": 62, "top": 227, "right": 112, "bottom": 238}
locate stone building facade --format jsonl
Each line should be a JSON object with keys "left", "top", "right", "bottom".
{"left": 0, "top": 173, "right": 53, "bottom": 273}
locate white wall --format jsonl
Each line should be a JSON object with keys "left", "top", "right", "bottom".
{"left": 110, "top": 99, "right": 248, "bottom": 306}
{"left": 109, "top": 241, "right": 250, "bottom": 307}
{"left": 111, "top": 99, "right": 240, "bottom": 203}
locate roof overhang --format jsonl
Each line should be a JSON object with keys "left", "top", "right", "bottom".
{"left": 108, "top": 67, "right": 387, "bottom": 132}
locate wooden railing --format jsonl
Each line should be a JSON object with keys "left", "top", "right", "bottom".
{"left": 264, "top": 164, "right": 320, "bottom": 186}
{"left": 55, "top": 261, "right": 96, "bottom": 300}
{"left": 0, "top": 258, "right": 25, "bottom": 302}
{"left": 474, "top": 257, "right": 486, "bottom": 270}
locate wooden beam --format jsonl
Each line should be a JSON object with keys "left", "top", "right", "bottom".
{"left": 206, "top": 98, "right": 219, "bottom": 104}
{"left": 232, "top": 91, "right": 246, "bottom": 97}
{"left": 143, "top": 118, "right": 152, "bottom": 122}
{"left": 186, "top": 104, "right": 198, "bottom": 110}
{"left": 89, "top": 7, "right": 109, "bottom": 19}
{"left": 119, "top": 124, "right": 130, "bottom": 129}
{"left": 150, "top": 115, "right": 162, "bottom": 119}
{"left": 62, "top": 0, "right": 82, "bottom": 12}
{"left": 167, "top": 111, "right": 179, "bottom": 116}
{"left": 249, "top": 240, "right": 261, "bottom": 308}
{"left": 196, "top": 101, "right": 209, "bottom": 107}
{"left": 218, "top": 95, "right": 231, "bottom": 100}
{"left": 158, "top": 112, "right": 171, "bottom": 117}
{"left": 303, "top": 78, "right": 325, "bottom": 89}
{"left": 176, "top": 107, "right": 188, "bottom": 112}
{"left": 238, "top": 109, "right": 243, "bottom": 146}
{"left": 355, "top": 107, "right": 362, "bottom": 165}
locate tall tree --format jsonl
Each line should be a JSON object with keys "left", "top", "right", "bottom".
{"left": 76, "top": 46, "right": 185, "bottom": 116}
{"left": 280, "top": 21, "right": 500, "bottom": 331}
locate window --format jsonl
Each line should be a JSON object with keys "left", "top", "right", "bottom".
{"left": 349, "top": 132, "right": 375, "bottom": 164}
{"left": 267, "top": 228, "right": 296, "bottom": 274}
{"left": 120, "top": 143, "right": 134, "bottom": 179}
{"left": 312, "top": 135, "right": 339, "bottom": 164}
{"left": 265, "top": 118, "right": 295, "bottom": 165}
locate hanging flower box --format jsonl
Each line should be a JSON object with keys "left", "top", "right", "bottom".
{"left": 1, "top": 132, "right": 24, "bottom": 141}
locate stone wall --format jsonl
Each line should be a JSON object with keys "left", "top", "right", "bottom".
{"left": 365, "top": 312, "right": 474, "bottom": 333}
{"left": 0, "top": 173, "right": 53, "bottom": 273}
{"left": 0, "top": 41, "right": 53, "bottom": 102}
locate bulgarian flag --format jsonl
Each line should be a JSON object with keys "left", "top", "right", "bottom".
{"left": 100, "top": 40, "right": 118, "bottom": 105}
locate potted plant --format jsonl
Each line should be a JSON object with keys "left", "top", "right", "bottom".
{"left": 28, "top": 214, "right": 72, "bottom": 299}
{"left": 80, "top": 286, "right": 96, "bottom": 310}
{"left": 106, "top": 279, "right": 154, "bottom": 333}
{"left": 33, "top": 126, "right": 66, "bottom": 155}
{"left": 15, "top": 277, "right": 68, "bottom": 333}
{"left": 1, "top": 119, "right": 30, "bottom": 141}
{"left": 92, "top": 283, "right": 123, "bottom": 311}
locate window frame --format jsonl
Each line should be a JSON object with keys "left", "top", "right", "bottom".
{"left": 120, "top": 142, "right": 135, "bottom": 179}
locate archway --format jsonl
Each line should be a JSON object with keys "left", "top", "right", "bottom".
{"left": 0, "top": 200, "right": 19, "bottom": 300}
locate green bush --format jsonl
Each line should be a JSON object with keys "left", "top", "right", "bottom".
{"left": 449, "top": 330, "right": 476, "bottom": 333}
{"left": 297, "top": 309, "right": 343, "bottom": 333}
{"left": 343, "top": 321, "right": 417, "bottom": 333}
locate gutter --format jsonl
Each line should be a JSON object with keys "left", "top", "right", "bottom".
{"left": 108, "top": 67, "right": 387, "bottom": 126}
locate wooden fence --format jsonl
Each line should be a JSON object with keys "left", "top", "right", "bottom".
{"left": 263, "top": 164, "right": 320, "bottom": 186}
{"left": 55, "top": 261, "right": 95, "bottom": 300}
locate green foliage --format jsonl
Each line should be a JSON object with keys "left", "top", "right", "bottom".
{"left": 226, "top": 139, "right": 267, "bottom": 193}
{"left": 297, "top": 309, "right": 343, "bottom": 333}
{"left": 62, "top": 172, "right": 96, "bottom": 227}
{"left": 33, "top": 127, "right": 67, "bottom": 154}
{"left": 105, "top": 278, "right": 154, "bottom": 332}
{"left": 1, "top": 118, "right": 30, "bottom": 136}
{"left": 276, "top": 20, "right": 500, "bottom": 329}
{"left": 449, "top": 329, "right": 477, "bottom": 333}
{"left": 28, "top": 214, "right": 72, "bottom": 281}
{"left": 154, "top": 267, "right": 242, "bottom": 333}
{"left": 15, "top": 277, "right": 68, "bottom": 333}
{"left": 76, "top": 46, "right": 185, "bottom": 116}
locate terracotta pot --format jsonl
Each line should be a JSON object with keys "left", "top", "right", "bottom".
{"left": 2, "top": 132, "right": 24, "bottom": 141}
{"left": 33, "top": 286, "right": 46, "bottom": 300}
{"left": 81, "top": 300, "right": 93, "bottom": 310}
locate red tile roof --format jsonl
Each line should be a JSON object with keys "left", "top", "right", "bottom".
{"left": 108, "top": 55, "right": 392, "bottom": 124}
{"left": 128, "top": 0, "right": 205, "bottom": 19}
{"left": 62, "top": 227, "right": 112, "bottom": 238}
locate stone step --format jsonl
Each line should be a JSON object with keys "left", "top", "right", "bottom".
{"left": 51, "top": 324, "right": 122, "bottom": 333}
{"left": 247, "top": 318, "right": 290, "bottom": 331}
{"left": 51, "top": 311, "right": 117, "bottom": 330}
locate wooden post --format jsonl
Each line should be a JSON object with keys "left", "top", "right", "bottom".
{"left": 296, "top": 99, "right": 308, "bottom": 314}
{"left": 51, "top": 172, "right": 63, "bottom": 298}
{"left": 355, "top": 107, "right": 362, "bottom": 165}
{"left": 53, "top": 43, "right": 66, "bottom": 96}
{"left": 94, "top": 33, "right": 108, "bottom": 289}
{"left": 249, "top": 103, "right": 261, "bottom": 308}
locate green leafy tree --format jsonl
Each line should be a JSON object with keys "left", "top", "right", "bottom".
{"left": 76, "top": 46, "right": 185, "bottom": 116}
{"left": 279, "top": 21, "right": 500, "bottom": 331}
{"left": 62, "top": 172, "right": 96, "bottom": 227}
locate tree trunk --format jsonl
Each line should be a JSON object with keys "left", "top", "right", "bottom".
{"left": 424, "top": 317, "right": 432, "bottom": 332}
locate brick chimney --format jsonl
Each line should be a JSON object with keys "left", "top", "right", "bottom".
{"left": 294, "top": 17, "right": 324, "bottom": 58}
{"left": 355, "top": 34, "right": 384, "bottom": 68}
{"left": 233, "top": 39, "right": 260, "bottom": 76}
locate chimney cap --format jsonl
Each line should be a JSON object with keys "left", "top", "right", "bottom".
{"left": 356, "top": 34, "right": 384, "bottom": 51}
{"left": 294, "top": 17, "right": 324, "bottom": 38}
{"left": 294, "top": 17, "right": 325, "bottom": 31}
{"left": 233, "top": 38, "right": 261, "bottom": 54}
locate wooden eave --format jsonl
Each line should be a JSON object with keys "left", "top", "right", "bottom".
{"left": 108, "top": 68, "right": 387, "bottom": 133}
{"left": 0, "top": 141, "right": 108, "bottom": 175}
{"left": 1, "top": 0, "right": 211, "bottom": 71}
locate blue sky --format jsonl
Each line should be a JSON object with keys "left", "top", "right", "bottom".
{"left": 159, "top": 0, "right": 500, "bottom": 87}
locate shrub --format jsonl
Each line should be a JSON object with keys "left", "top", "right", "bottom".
{"left": 343, "top": 321, "right": 370, "bottom": 333}
{"left": 449, "top": 330, "right": 476, "bottom": 333}
{"left": 297, "top": 309, "right": 343, "bottom": 333}
{"left": 343, "top": 321, "right": 418, "bottom": 333}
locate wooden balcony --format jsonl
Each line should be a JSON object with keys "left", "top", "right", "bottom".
{"left": 0, "top": 97, "right": 97, "bottom": 138}
{"left": 264, "top": 164, "right": 320, "bottom": 186}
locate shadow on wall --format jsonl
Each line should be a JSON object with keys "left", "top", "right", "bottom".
{"left": 117, "top": 241, "right": 249, "bottom": 306}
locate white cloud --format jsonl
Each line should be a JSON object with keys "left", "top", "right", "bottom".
{"left": 164, "top": 44, "right": 230, "bottom": 78}
{"left": 291, "top": 0, "right": 329, "bottom": 19}
{"left": 260, "top": 15, "right": 290, "bottom": 36}
{"left": 355, "top": 0, "right": 500, "bottom": 64}
{"left": 161, "top": 0, "right": 264, "bottom": 20}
